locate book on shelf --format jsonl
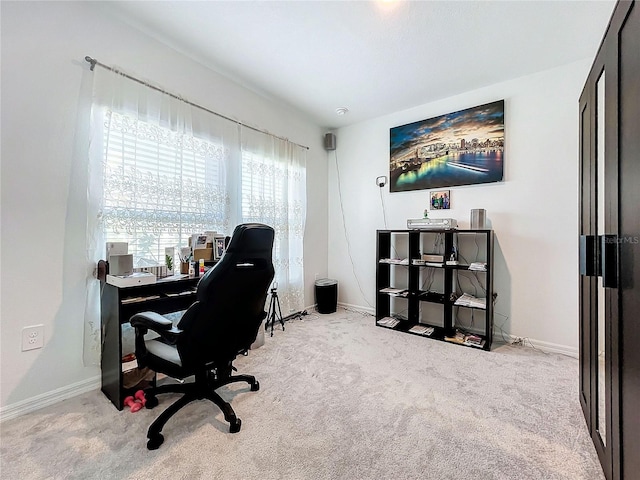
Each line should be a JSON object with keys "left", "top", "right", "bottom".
{"left": 444, "top": 329, "right": 486, "bottom": 348}
{"left": 464, "top": 334, "right": 484, "bottom": 346}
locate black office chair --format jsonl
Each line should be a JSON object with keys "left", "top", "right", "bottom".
{"left": 130, "top": 223, "right": 275, "bottom": 450}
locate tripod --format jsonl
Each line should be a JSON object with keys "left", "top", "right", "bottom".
{"left": 265, "top": 286, "right": 285, "bottom": 337}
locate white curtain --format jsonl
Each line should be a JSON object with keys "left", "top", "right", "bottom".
{"left": 240, "top": 127, "right": 307, "bottom": 316}
{"left": 82, "top": 66, "right": 306, "bottom": 364}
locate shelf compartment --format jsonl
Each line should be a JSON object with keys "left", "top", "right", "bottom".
{"left": 417, "top": 290, "right": 446, "bottom": 304}
{"left": 453, "top": 304, "right": 487, "bottom": 310}
{"left": 443, "top": 330, "right": 488, "bottom": 350}
{"left": 404, "top": 323, "right": 446, "bottom": 341}
{"left": 376, "top": 320, "right": 447, "bottom": 341}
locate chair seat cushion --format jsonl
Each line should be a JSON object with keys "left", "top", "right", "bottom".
{"left": 143, "top": 338, "right": 191, "bottom": 379}
{"left": 145, "top": 339, "right": 182, "bottom": 366}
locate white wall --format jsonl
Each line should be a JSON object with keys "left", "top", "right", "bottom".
{"left": 0, "top": 1, "right": 327, "bottom": 411}
{"left": 328, "top": 59, "right": 592, "bottom": 354}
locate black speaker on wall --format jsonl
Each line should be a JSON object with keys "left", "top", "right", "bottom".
{"left": 324, "top": 133, "right": 336, "bottom": 151}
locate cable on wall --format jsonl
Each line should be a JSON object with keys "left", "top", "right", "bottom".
{"left": 84, "top": 56, "right": 309, "bottom": 151}
{"left": 378, "top": 186, "right": 388, "bottom": 229}
{"left": 334, "top": 149, "right": 374, "bottom": 309}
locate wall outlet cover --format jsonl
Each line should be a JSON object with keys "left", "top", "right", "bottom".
{"left": 22, "top": 325, "right": 44, "bottom": 351}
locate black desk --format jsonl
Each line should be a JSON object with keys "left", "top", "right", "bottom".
{"left": 100, "top": 275, "right": 200, "bottom": 410}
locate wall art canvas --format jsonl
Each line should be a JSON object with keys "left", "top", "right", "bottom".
{"left": 390, "top": 100, "right": 504, "bottom": 193}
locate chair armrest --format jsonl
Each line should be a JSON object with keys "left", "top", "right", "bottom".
{"left": 130, "top": 311, "right": 183, "bottom": 347}
{"left": 130, "top": 311, "right": 173, "bottom": 331}
{"left": 130, "top": 312, "right": 186, "bottom": 368}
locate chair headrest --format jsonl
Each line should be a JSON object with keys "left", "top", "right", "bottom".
{"left": 225, "top": 223, "right": 274, "bottom": 256}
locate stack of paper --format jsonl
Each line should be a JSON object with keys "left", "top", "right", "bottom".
{"left": 453, "top": 293, "right": 486, "bottom": 309}
{"left": 380, "top": 287, "right": 409, "bottom": 297}
{"left": 408, "top": 325, "right": 435, "bottom": 336}
{"left": 379, "top": 258, "right": 409, "bottom": 265}
{"left": 469, "top": 262, "right": 487, "bottom": 271}
{"left": 377, "top": 317, "right": 400, "bottom": 328}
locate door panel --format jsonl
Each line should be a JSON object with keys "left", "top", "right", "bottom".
{"left": 579, "top": 2, "right": 637, "bottom": 479}
{"left": 618, "top": 3, "right": 640, "bottom": 477}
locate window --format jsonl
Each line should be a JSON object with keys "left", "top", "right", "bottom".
{"left": 102, "top": 110, "right": 229, "bottom": 264}
{"left": 98, "top": 107, "right": 305, "bottom": 314}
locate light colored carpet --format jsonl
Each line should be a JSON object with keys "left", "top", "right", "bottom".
{"left": 0, "top": 309, "right": 603, "bottom": 480}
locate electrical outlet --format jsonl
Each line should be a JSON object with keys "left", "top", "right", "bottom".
{"left": 22, "top": 325, "right": 44, "bottom": 351}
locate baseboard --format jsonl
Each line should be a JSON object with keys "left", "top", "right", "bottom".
{"left": 334, "top": 302, "right": 577, "bottom": 357}
{"left": 0, "top": 375, "right": 101, "bottom": 423}
{"left": 495, "top": 334, "right": 578, "bottom": 358}
{"left": 337, "top": 302, "right": 374, "bottom": 315}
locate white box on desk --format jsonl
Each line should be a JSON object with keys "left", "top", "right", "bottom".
{"left": 134, "top": 265, "right": 168, "bottom": 278}
{"left": 106, "top": 272, "right": 156, "bottom": 288}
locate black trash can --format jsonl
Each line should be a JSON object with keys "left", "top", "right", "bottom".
{"left": 315, "top": 278, "right": 338, "bottom": 314}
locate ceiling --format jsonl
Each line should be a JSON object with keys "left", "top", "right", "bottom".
{"left": 101, "top": 1, "right": 615, "bottom": 129}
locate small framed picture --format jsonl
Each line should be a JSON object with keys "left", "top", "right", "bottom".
{"left": 191, "top": 233, "right": 208, "bottom": 249}
{"left": 430, "top": 190, "right": 450, "bottom": 210}
{"left": 214, "top": 236, "right": 226, "bottom": 260}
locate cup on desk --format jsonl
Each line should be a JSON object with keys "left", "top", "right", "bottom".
{"left": 180, "top": 262, "right": 189, "bottom": 274}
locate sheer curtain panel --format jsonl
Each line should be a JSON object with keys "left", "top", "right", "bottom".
{"left": 82, "top": 65, "right": 307, "bottom": 363}
{"left": 240, "top": 127, "right": 307, "bottom": 315}
{"left": 84, "top": 68, "right": 238, "bottom": 363}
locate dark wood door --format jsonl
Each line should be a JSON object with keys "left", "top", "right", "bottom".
{"left": 579, "top": 2, "right": 639, "bottom": 479}
{"left": 618, "top": 2, "right": 640, "bottom": 477}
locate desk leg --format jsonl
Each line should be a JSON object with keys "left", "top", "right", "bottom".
{"left": 101, "top": 284, "right": 123, "bottom": 410}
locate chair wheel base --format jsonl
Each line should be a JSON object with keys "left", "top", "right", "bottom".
{"left": 147, "top": 433, "right": 164, "bottom": 450}
{"left": 145, "top": 395, "right": 159, "bottom": 409}
{"left": 251, "top": 381, "right": 260, "bottom": 392}
{"left": 229, "top": 418, "right": 242, "bottom": 433}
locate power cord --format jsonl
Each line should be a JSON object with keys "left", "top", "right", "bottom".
{"left": 334, "top": 150, "right": 374, "bottom": 309}
{"left": 378, "top": 185, "right": 388, "bottom": 229}
{"left": 341, "top": 306, "right": 375, "bottom": 317}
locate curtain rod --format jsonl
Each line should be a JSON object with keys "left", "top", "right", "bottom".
{"left": 84, "top": 56, "right": 309, "bottom": 150}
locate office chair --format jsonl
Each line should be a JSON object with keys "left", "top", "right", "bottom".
{"left": 130, "top": 223, "right": 275, "bottom": 450}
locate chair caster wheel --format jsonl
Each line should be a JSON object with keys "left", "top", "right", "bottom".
{"left": 145, "top": 396, "right": 159, "bottom": 409}
{"left": 147, "top": 433, "right": 164, "bottom": 450}
{"left": 251, "top": 381, "right": 260, "bottom": 392}
{"left": 229, "top": 418, "right": 242, "bottom": 433}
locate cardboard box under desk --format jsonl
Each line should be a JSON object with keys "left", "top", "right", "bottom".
{"left": 193, "top": 248, "right": 213, "bottom": 262}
